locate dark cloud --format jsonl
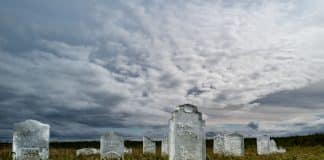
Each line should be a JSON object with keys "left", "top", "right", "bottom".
{"left": 1, "top": 0, "right": 324, "bottom": 141}
{"left": 247, "top": 122, "right": 259, "bottom": 130}
{"left": 253, "top": 80, "right": 324, "bottom": 108}
{"left": 0, "top": 0, "right": 97, "bottom": 54}
{"left": 186, "top": 86, "right": 208, "bottom": 96}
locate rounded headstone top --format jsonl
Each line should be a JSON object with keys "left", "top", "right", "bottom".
{"left": 226, "top": 132, "right": 244, "bottom": 138}
{"left": 101, "top": 131, "right": 124, "bottom": 140}
{"left": 176, "top": 104, "right": 198, "bottom": 113}
{"left": 14, "top": 119, "right": 49, "bottom": 130}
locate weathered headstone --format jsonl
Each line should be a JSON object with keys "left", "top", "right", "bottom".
{"left": 269, "top": 139, "right": 278, "bottom": 153}
{"left": 213, "top": 133, "right": 225, "bottom": 154}
{"left": 224, "top": 133, "right": 244, "bottom": 156}
{"left": 76, "top": 148, "right": 99, "bottom": 156}
{"left": 169, "top": 104, "right": 206, "bottom": 160}
{"left": 100, "top": 132, "right": 124, "bottom": 160}
{"left": 12, "top": 119, "right": 50, "bottom": 160}
{"left": 257, "top": 135, "right": 271, "bottom": 155}
{"left": 143, "top": 136, "right": 156, "bottom": 154}
{"left": 270, "top": 139, "right": 286, "bottom": 153}
{"left": 257, "top": 135, "right": 286, "bottom": 155}
{"left": 161, "top": 137, "right": 168, "bottom": 155}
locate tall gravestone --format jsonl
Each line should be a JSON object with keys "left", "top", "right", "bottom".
{"left": 213, "top": 133, "right": 225, "bottom": 154}
{"left": 143, "top": 136, "right": 156, "bottom": 154}
{"left": 169, "top": 104, "right": 206, "bottom": 160}
{"left": 257, "top": 135, "right": 271, "bottom": 155}
{"left": 161, "top": 137, "right": 168, "bottom": 155}
{"left": 224, "top": 133, "right": 244, "bottom": 156}
{"left": 100, "top": 132, "right": 124, "bottom": 160}
{"left": 12, "top": 119, "right": 50, "bottom": 160}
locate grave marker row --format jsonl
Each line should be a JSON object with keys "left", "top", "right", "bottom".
{"left": 12, "top": 104, "right": 288, "bottom": 160}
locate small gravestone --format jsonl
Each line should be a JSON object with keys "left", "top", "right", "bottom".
{"left": 270, "top": 139, "right": 286, "bottom": 153}
{"left": 76, "top": 148, "right": 99, "bottom": 156}
{"left": 223, "top": 133, "right": 244, "bottom": 156}
{"left": 213, "top": 133, "right": 225, "bottom": 154}
{"left": 12, "top": 119, "right": 50, "bottom": 160}
{"left": 161, "top": 137, "right": 168, "bottom": 155}
{"left": 257, "top": 135, "right": 271, "bottom": 155}
{"left": 269, "top": 139, "right": 278, "bottom": 153}
{"left": 100, "top": 132, "right": 124, "bottom": 160}
{"left": 169, "top": 104, "right": 206, "bottom": 160}
{"left": 143, "top": 136, "right": 156, "bottom": 154}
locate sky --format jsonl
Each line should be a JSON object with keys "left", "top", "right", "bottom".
{"left": 1, "top": 0, "right": 324, "bottom": 141}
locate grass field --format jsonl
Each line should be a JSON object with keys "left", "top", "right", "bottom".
{"left": 1, "top": 134, "right": 324, "bottom": 160}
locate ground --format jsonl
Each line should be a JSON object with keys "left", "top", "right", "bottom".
{"left": 1, "top": 134, "right": 324, "bottom": 160}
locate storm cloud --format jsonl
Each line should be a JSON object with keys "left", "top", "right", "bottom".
{"left": 1, "top": 0, "right": 324, "bottom": 140}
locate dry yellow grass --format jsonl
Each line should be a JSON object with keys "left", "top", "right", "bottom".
{"left": 1, "top": 144, "right": 324, "bottom": 160}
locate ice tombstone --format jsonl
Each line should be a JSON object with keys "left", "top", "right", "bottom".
{"left": 161, "top": 137, "right": 169, "bottom": 155}
{"left": 76, "top": 148, "right": 99, "bottom": 156}
{"left": 143, "top": 136, "right": 156, "bottom": 154}
{"left": 270, "top": 139, "right": 286, "bottom": 154}
{"left": 257, "top": 135, "right": 271, "bottom": 155}
{"left": 100, "top": 132, "right": 124, "bottom": 160}
{"left": 224, "top": 133, "right": 244, "bottom": 156}
{"left": 257, "top": 135, "right": 286, "bottom": 155}
{"left": 12, "top": 119, "right": 50, "bottom": 160}
{"left": 272, "top": 139, "right": 286, "bottom": 153}
{"left": 169, "top": 104, "right": 206, "bottom": 160}
{"left": 269, "top": 139, "right": 278, "bottom": 153}
{"left": 213, "top": 134, "right": 225, "bottom": 154}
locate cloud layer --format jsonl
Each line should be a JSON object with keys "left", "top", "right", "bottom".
{"left": 1, "top": 0, "right": 324, "bottom": 140}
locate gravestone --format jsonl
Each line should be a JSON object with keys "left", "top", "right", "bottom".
{"left": 76, "top": 148, "right": 99, "bottom": 156}
{"left": 269, "top": 139, "right": 278, "bottom": 153}
{"left": 223, "top": 133, "right": 244, "bottom": 156}
{"left": 161, "top": 137, "right": 168, "bottom": 155}
{"left": 213, "top": 133, "right": 225, "bottom": 154}
{"left": 169, "top": 104, "right": 206, "bottom": 160}
{"left": 100, "top": 132, "right": 124, "bottom": 160}
{"left": 12, "top": 119, "right": 50, "bottom": 160}
{"left": 143, "top": 136, "right": 156, "bottom": 154}
{"left": 270, "top": 139, "right": 286, "bottom": 153}
{"left": 257, "top": 135, "right": 271, "bottom": 155}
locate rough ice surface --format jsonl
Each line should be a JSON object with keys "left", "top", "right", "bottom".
{"left": 213, "top": 134, "right": 225, "bottom": 154}
{"left": 257, "top": 135, "right": 271, "bottom": 155}
{"left": 223, "top": 133, "right": 244, "bottom": 156}
{"left": 12, "top": 119, "right": 49, "bottom": 160}
{"left": 143, "top": 136, "right": 156, "bottom": 154}
{"left": 76, "top": 148, "right": 99, "bottom": 156}
{"left": 161, "top": 137, "right": 168, "bottom": 155}
{"left": 100, "top": 132, "right": 124, "bottom": 159}
{"left": 169, "top": 104, "right": 206, "bottom": 160}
